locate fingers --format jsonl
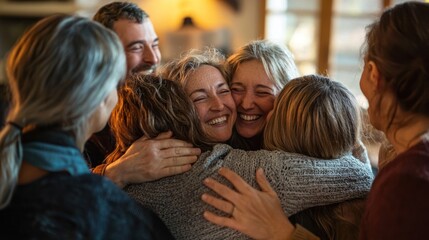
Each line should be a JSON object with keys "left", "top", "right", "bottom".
{"left": 201, "top": 193, "right": 234, "bottom": 214}
{"left": 255, "top": 168, "right": 275, "bottom": 194}
{"left": 163, "top": 155, "right": 198, "bottom": 167}
{"left": 158, "top": 164, "right": 192, "bottom": 178}
{"left": 138, "top": 132, "right": 195, "bottom": 149}
{"left": 217, "top": 167, "right": 252, "bottom": 194}
{"left": 135, "top": 135, "right": 149, "bottom": 142}
{"left": 154, "top": 131, "right": 173, "bottom": 140}
{"left": 161, "top": 146, "right": 201, "bottom": 159}
{"left": 157, "top": 138, "right": 195, "bottom": 149}
{"left": 203, "top": 177, "right": 239, "bottom": 203}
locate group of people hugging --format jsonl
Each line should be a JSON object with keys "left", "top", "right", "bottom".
{"left": 0, "top": 1, "right": 428, "bottom": 240}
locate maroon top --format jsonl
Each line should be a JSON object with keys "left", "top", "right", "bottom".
{"left": 360, "top": 139, "right": 429, "bottom": 240}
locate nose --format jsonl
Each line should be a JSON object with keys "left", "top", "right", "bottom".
{"left": 210, "top": 96, "right": 225, "bottom": 111}
{"left": 240, "top": 91, "right": 254, "bottom": 110}
{"left": 143, "top": 46, "right": 159, "bottom": 65}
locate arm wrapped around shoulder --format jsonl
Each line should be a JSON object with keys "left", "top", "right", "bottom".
{"left": 265, "top": 151, "right": 374, "bottom": 216}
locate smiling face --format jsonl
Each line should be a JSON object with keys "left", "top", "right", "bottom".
{"left": 184, "top": 65, "right": 237, "bottom": 142}
{"left": 113, "top": 18, "right": 161, "bottom": 75}
{"left": 230, "top": 59, "right": 277, "bottom": 138}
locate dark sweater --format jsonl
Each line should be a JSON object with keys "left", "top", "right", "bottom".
{"left": 360, "top": 139, "right": 429, "bottom": 240}
{"left": 0, "top": 129, "right": 174, "bottom": 240}
{"left": 0, "top": 173, "right": 174, "bottom": 239}
{"left": 84, "top": 124, "right": 116, "bottom": 168}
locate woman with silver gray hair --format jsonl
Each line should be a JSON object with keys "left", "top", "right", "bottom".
{"left": 0, "top": 15, "right": 172, "bottom": 239}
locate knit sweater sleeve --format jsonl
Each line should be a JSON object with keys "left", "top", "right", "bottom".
{"left": 207, "top": 144, "right": 374, "bottom": 216}
{"left": 125, "top": 144, "right": 373, "bottom": 240}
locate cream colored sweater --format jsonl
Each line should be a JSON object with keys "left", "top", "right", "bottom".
{"left": 126, "top": 144, "right": 374, "bottom": 240}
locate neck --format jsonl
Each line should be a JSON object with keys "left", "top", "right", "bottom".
{"left": 18, "top": 161, "right": 48, "bottom": 184}
{"left": 385, "top": 114, "right": 429, "bottom": 154}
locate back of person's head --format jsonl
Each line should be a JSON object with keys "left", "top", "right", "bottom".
{"left": 292, "top": 198, "right": 366, "bottom": 240}
{"left": 363, "top": 1, "right": 429, "bottom": 118}
{"left": 0, "top": 14, "right": 126, "bottom": 209}
{"left": 106, "top": 75, "right": 213, "bottom": 164}
{"left": 226, "top": 39, "right": 299, "bottom": 91}
{"left": 93, "top": 1, "right": 149, "bottom": 29}
{"left": 264, "top": 74, "right": 360, "bottom": 159}
{"left": 160, "top": 47, "right": 227, "bottom": 88}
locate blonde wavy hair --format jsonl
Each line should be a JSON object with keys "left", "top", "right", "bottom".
{"left": 160, "top": 47, "right": 227, "bottom": 89}
{"left": 264, "top": 74, "right": 361, "bottom": 159}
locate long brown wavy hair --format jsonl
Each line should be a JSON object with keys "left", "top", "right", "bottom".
{"left": 106, "top": 75, "right": 213, "bottom": 164}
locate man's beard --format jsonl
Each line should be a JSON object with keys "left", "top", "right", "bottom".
{"left": 131, "top": 64, "right": 157, "bottom": 75}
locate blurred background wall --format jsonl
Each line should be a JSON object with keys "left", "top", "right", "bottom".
{"left": 0, "top": 0, "right": 263, "bottom": 84}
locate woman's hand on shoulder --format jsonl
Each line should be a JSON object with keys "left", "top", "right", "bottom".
{"left": 105, "top": 131, "right": 201, "bottom": 187}
{"left": 201, "top": 167, "right": 294, "bottom": 240}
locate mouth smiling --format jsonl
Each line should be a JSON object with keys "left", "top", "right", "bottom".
{"left": 239, "top": 114, "right": 260, "bottom": 121}
{"left": 207, "top": 115, "right": 228, "bottom": 125}
{"left": 132, "top": 65, "right": 157, "bottom": 75}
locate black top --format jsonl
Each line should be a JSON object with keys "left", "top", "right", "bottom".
{"left": 0, "top": 129, "right": 174, "bottom": 240}
{"left": 84, "top": 124, "right": 116, "bottom": 168}
{"left": 0, "top": 84, "right": 11, "bottom": 129}
{"left": 0, "top": 173, "right": 174, "bottom": 240}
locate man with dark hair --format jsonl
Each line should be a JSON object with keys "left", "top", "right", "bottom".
{"left": 86, "top": 2, "right": 201, "bottom": 188}
{"left": 93, "top": 2, "right": 160, "bottom": 75}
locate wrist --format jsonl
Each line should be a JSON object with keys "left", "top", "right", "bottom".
{"left": 274, "top": 220, "right": 295, "bottom": 240}
{"left": 104, "top": 163, "right": 126, "bottom": 188}
{"left": 287, "top": 224, "right": 320, "bottom": 240}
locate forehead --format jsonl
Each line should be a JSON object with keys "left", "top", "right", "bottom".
{"left": 112, "top": 18, "right": 158, "bottom": 45}
{"left": 232, "top": 59, "right": 273, "bottom": 87}
{"left": 185, "top": 65, "right": 226, "bottom": 92}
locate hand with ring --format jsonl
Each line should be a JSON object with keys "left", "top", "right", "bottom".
{"left": 201, "top": 167, "right": 295, "bottom": 239}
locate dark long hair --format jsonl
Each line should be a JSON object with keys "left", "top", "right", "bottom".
{"left": 362, "top": 2, "right": 429, "bottom": 129}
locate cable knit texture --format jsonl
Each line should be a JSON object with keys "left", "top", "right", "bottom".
{"left": 126, "top": 144, "right": 374, "bottom": 240}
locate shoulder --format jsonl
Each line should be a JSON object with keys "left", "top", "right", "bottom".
{"left": 2, "top": 173, "right": 173, "bottom": 239}
{"left": 371, "top": 150, "right": 429, "bottom": 196}
{"left": 362, "top": 144, "right": 429, "bottom": 239}
{"left": 10, "top": 173, "right": 136, "bottom": 213}
{"left": 375, "top": 142, "right": 429, "bottom": 187}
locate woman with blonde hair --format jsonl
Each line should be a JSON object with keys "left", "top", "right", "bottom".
{"left": 201, "top": 2, "right": 429, "bottom": 240}
{"left": 264, "top": 75, "right": 360, "bottom": 158}
{"left": 161, "top": 45, "right": 369, "bottom": 239}
{"left": 205, "top": 75, "right": 367, "bottom": 240}
{"left": 226, "top": 40, "right": 299, "bottom": 150}
{"left": 108, "top": 74, "right": 373, "bottom": 239}
{"left": 0, "top": 15, "right": 172, "bottom": 239}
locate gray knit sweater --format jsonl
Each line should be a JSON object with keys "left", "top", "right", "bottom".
{"left": 126, "top": 144, "right": 374, "bottom": 240}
